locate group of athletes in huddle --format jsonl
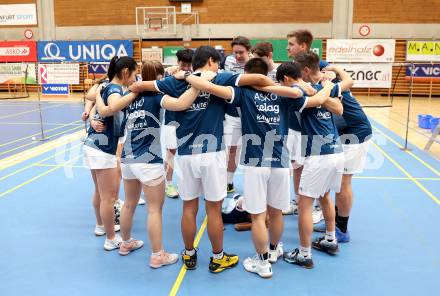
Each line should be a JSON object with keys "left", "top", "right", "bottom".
{"left": 81, "top": 29, "right": 372, "bottom": 278}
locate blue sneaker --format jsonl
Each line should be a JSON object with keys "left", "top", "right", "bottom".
{"left": 313, "top": 221, "right": 326, "bottom": 233}
{"left": 336, "top": 227, "right": 350, "bottom": 243}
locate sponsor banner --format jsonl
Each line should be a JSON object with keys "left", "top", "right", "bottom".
{"left": 405, "top": 64, "right": 440, "bottom": 82}
{"left": 337, "top": 64, "right": 392, "bottom": 88}
{"left": 37, "top": 40, "right": 133, "bottom": 62}
{"left": 0, "top": 4, "right": 37, "bottom": 26}
{"left": 0, "top": 63, "right": 37, "bottom": 84}
{"left": 163, "top": 46, "right": 184, "bottom": 64}
{"left": 406, "top": 41, "right": 440, "bottom": 62}
{"left": 38, "top": 64, "right": 80, "bottom": 84}
{"left": 142, "top": 47, "right": 163, "bottom": 62}
{"left": 42, "top": 84, "right": 70, "bottom": 96}
{"left": 326, "top": 39, "right": 395, "bottom": 63}
{"left": 88, "top": 63, "right": 109, "bottom": 75}
{"left": 0, "top": 41, "right": 37, "bottom": 62}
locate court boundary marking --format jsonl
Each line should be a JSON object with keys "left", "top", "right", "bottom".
{"left": 372, "top": 124, "right": 440, "bottom": 176}
{"left": 371, "top": 141, "right": 440, "bottom": 205}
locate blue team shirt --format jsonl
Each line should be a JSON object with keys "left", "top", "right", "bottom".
{"left": 331, "top": 89, "right": 372, "bottom": 144}
{"left": 84, "top": 83, "right": 124, "bottom": 155}
{"left": 288, "top": 85, "right": 305, "bottom": 132}
{"left": 155, "top": 72, "right": 239, "bottom": 155}
{"left": 298, "top": 83, "right": 343, "bottom": 157}
{"left": 120, "top": 91, "right": 164, "bottom": 164}
{"left": 156, "top": 76, "right": 190, "bottom": 125}
{"left": 231, "top": 86, "right": 307, "bottom": 168}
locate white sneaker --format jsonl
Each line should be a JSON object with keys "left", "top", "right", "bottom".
{"left": 94, "top": 224, "right": 120, "bottom": 236}
{"left": 312, "top": 206, "right": 324, "bottom": 224}
{"left": 268, "top": 242, "right": 283, "bottom": 263}
{"left": 282, "top": 200, "right": 298, "bottom": 215}
{"left": 138, "top": 197, "right": 146, "bottom": 205}
{"left": 243, "top": 256, "right": 273, "bottom": 278}
{"left": 104, "top": 235, "right": 122, "bottom": 251}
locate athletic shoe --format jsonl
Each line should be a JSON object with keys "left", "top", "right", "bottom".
{"left": 283, "top": 249, "right": 314, "bottom": 269}
{"left": 166, "top": 184, "right": 179, "bottom": 199}
{"left": 181, "top": 248, "right": 198, "bottom": 270}
{"left": 243, "top": 255, "right": 273, "bottom": 278}
{"left": 336, "top": 227, "right": 350, "bottom": 243}
{"left": 282, "top": 200, "right": 298, "bottom": 215}
{"left": 104, "top": 235, "right": 122, "bottom": 251}
{"left": 94, "top": 224, "right": 120, "bottom": 236}
{"left": 209, "top": 252, "right": 239, "bottom": 273}
{"left": 313, "top": 221, "right": 326, "bottom": 233}
{"left": 138, "top": 197, "right": 146, "bottom": 205}
{"left": 268, "top": 242, "right": 283, "bottom": 263}
{"left": 119, "top": 238, "right": 144, "bottom": 256}
{"left": 312, "top": 236, "right": 339, "bottom": 255}
{"left": 150, "top": 250, "right": 179, "bottom": 268}
{"left": 227, "top": 183, "right": 235, "bottom": 193}
{"left": 312, "top": 206, "right": 324, "bottom": 224}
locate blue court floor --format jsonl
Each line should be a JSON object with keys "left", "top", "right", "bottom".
{"left": 0, "top": 100, "right": 84, "bottom": 159}
{"left": 0, "top": 102, "right": 439, "bottom": 296}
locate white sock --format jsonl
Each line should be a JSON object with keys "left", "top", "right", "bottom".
{"left": 325, "top": 231, "right": 336, "bottom": 242}
{"left": 123, "top": 238, "right": 133, "bottom": 244}
{"left": 227, "top": 172, "right": 234, "bottom": 184}
{"left": 294, "top": 195, "right": 299, "bottom": 203}
{"left": 185, "top": 248, "right": 196, "bottom": 256}
{"left": 213, "top": 251, "right": 224, "bottom": 260}
{"left": 152, "top": 250, "right": 162, "bottom": 256}
{"left": 166, "top": 180, "right": 171, "bottom": 186}
{"left": 299, "top": 246, "right": 312, "bottom": 258}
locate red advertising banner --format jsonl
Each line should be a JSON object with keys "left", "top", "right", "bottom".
{"left": 0, "top": 41, "right": 37, "bottom": 62}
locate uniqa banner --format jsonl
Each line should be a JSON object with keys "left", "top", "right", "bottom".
{"left": 37, "top": 40, "right": 133, "bottom": 62}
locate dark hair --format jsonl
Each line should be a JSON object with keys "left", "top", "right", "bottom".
{"left": 142, "top": 60, "right": 164, "bottom": 81}
{"left": 107, "top": 56, "right": 137, "bottom": 81}
{"left": 192, "top": 46, "right": 222, "bottom": 70}
{"left": 294, "top": 51, "right": 320, "bottom": 72}
{"left": 251, "top": 42, "right": 273, "bottom": 58}
{"left": 286, "top": 30, "right": 314, "bottom": 50}
{"left": 176, "top": 49, "right": 194, "bottom": 63}
{"left": 244, "top": 58, "right": 268, "bottom": 75}
{"left": 276, "top": 62, "right": 302, "bottom": 82}
{"left": 231, "top": 36, "right": 251, "bottom": 51}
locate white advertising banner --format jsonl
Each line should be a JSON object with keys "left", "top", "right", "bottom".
{"left": 326, "top": 39, "right": 395, "bottom": 63}
{"left": 336, "top": 64, "right": 393, "bottom": 88}
{"left": 0, "top": 63, "right": 37, "bottom": 84}
{"left": 0, "top": 4, "right": 38, "bottom": 26}
{"left": 38, "top": 63, "right": 80, "bottom": 84}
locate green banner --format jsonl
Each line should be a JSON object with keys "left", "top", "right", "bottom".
{"left": 163, "top": 46, "right": 184, "bottom": 64}
{"left": 250, "top": 39, "right": 323, "bottom": 62}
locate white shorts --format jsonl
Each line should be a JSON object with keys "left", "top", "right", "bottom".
{"left": 299, "top": 153, "right": 344, "bottom": 199}
{"left": 343, "top": 140, "right": 370, "bottom": 174}
{"left": 83, "top": 145, "right": 117, "bottom": 170}
{"left": 120, "top": 162, "right": 165, "bottom": 185}
{"left": 162, "top": 124, "right": 178, "bottom": 150}
{"left": 177, "top": 150, "right": 227, "bottom": 202}
{"left": 286, "top": 129, "right": 304, "bottom": 169}
{"left": 224, "top": 114, "right": 242, "bottom": 147}
{"left": 242, "top": 166, "right": 290, "bottom": 214}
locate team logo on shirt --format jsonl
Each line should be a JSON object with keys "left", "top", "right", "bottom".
{"left": 316, "top": 110, "right": 331, "bottom": 120}
{"left": 254, "top": 92, "right": 280, "bottom": 124}
{"left": 188, "top": 92, "right": 210, "bottom": 112}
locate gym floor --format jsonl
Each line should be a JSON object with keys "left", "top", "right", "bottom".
{"left": 0, "top": 96, "right": 439, "bottom": 296}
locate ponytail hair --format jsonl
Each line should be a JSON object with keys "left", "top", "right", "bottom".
{"left": 107, "top": 56, "right": 137, "bottom": 81}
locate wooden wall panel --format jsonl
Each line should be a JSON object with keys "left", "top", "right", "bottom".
{"left": 0, "top": 0, "right": 35, "bottom": 3}
{"left": 353, "top": 0, "right": 440, "bottom": 23}
{"left": 54, "top": 0, "right": 333, "bottom": 27}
